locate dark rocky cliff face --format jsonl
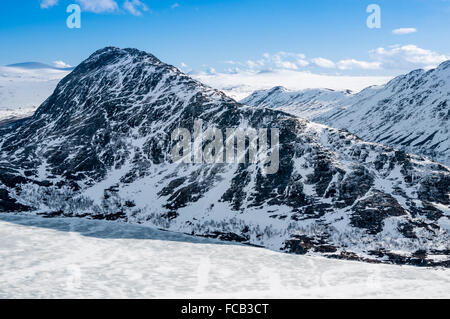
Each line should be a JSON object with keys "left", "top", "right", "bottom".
{"left": 0, "top": 47, "right": 449, "bottom": 266}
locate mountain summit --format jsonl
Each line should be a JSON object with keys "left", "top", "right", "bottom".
{"left": 1, "top": 47, "right": 449, "bottom": 266}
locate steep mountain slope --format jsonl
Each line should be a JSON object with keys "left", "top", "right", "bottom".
{"left": 0, "top": 47, "right": 449, "bottom": 266}
{"left": 241, "top": 62, "right": 450, "bottom": 165}
{"left": 317, "top": 63, "right": 450, "bottom": 166}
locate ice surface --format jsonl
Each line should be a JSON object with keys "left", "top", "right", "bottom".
{"left": 0, "top": 214, "right": 448, "bottom": 299}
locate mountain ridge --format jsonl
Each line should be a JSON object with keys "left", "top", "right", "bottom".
{"left": 1, "top": 47, "right": 449, "bottom": 266}
{"left": 242, "top": 60, "right": 450, "bottom": 166}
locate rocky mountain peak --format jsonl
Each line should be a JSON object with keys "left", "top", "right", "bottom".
{"left": 437, "top": 60, "right": 450, "bottom": 71}
{"left": 0, "top": 48, "right": 449, "bottom": 267}
{"left": 32, "top": 47, "right": 233, "bottom": 122}
{"left": 83, "top": 47, "right": 162, "bottom": 68}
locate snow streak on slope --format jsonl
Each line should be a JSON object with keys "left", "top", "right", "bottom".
{"left": 242, "top": 61, "right": 450, "bottom": 165}
{"left": 0, "top": 48, "right": 449, "bottom": 267}
{"left": 0, "top": 66, "right": 70, "bottom": 122}
{"left": 0, "top": 214, "right": 449, "bottom": 299}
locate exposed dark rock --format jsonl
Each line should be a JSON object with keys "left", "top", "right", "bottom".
{"left": 283, "top": 235, "right": 337, "bottom": 255}
{"left": 351, "top": 191, "right": 407, "bottom": 234}
{"left": 0, "top": 188, "right": 30, "bottom": 212}
{"left": 202, "top": 232, "right": 249, "bottom": 243}
{"left": 337, "top": 167, "right": 374, "bottom": 208}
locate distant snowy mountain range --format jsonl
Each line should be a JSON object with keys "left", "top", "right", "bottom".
{"left": 242, "top": 61, "right": 450, "bottom": 166}
{"left": 0, "top": 47, "right": 449, "bottom": 267}
{"left": 6, "top": 62, "right": 74, "bottom": 71}
{"left": 0, "top": 62, "right": 71, "bottom": 122}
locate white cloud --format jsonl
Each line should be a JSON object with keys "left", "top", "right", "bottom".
{"left": 210, "top": 44, "right": 449, "bottom": 84}
{"left": 40, "top": 0, "right": 150, "bottom": 15}
{"left": 275, "top": 61, "right": 299, "bottom": 70}
{"left": 336, "top": 59, "right": 381, "bottom": 70}
{"left": 232, "top": 52, "right": 309, "bottom": 72}
{"left": 245, "top": 60, "right": 260, "bottom": 69}
{"left": 205, "top": 67, "right": 216, "bottom": 75}
{"left": 76, "top": 0, "right": 119, "bottom": 13}
{"left": 273, "top": 52, "right": 309, "bottom": 69}
{"left": 53, "top": 61, "right": 72, "bottom": 68}
{"left": 392, "top": 28, "right": 417, "bottom": 35}
{"left": 171, "top": 3, "right": 180, "bottom": 9}
{"left": 40, "top": 0, "right": 58, "bottom": 8}
{"left": 311, "top": 57, "right": 335, "bottom": 69}
{"left": 123, "top": 0, "right": 149, "bottom": 16}
{"left": 370, "top": 44, "right": 450, "bottom": 70}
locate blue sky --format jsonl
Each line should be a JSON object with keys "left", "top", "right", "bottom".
{"left": 1, "top": 0, "right": 449, "bottom": 76}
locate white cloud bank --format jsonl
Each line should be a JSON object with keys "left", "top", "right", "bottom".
{"left": 392, "top": 28, "right": 417, "bottom": 35}
{"left": 370, "top": 44, "right": 450, "bottom": 70}
{"left": 221, "top": 44, "right": 449, "bottom": 74}
{"left": 226, "top": 52, "right": 310, "bottom": 72}
{"left": 336, "top": 59, "right": 381, "bottom": 70}
{"left": 192, "top": 69, "right": 392, "bottom": 100}
{"left": 311, "top": 57, "right": 335, "bottom": 69}
{"left": 40, "top": 0, "right": 151, "bottom": 15}
{"left": 123, "top": 0, "right": 149, "bottom": 16}
{"left": 77, "top": 0, "right": 119, "bottom": 13}
{"left": 40, "top": 0, "right": 58, "bottom": 8}
{"left": 53, "top": 60, "right": 72, "bottom": 68}
{"left": 189, "top": 44, "right": 449, "bottom": 99}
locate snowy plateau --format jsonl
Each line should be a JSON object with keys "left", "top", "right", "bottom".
{"left": 0, "top": 64, "right": 70, "bottom": 124}
{"left": 0, "top": 47, "right": 449, "bottom": 298}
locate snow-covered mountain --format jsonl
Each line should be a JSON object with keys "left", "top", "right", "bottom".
{"left": 1, "top": 47, "right": 449, "bottom": 266}
{"left": 242, "top": 62, "right": 450, "bottom": 166}
{"left": 241, "top": 86, "right": 354, "bottom": 119}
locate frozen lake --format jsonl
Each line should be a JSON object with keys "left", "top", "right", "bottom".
{"left": 0, "top": 214, "right": 449, "bottom": 299}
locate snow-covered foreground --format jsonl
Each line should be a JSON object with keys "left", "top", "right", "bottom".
{"left": 0, "top": 214, "right": 449, "bottom": 299}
